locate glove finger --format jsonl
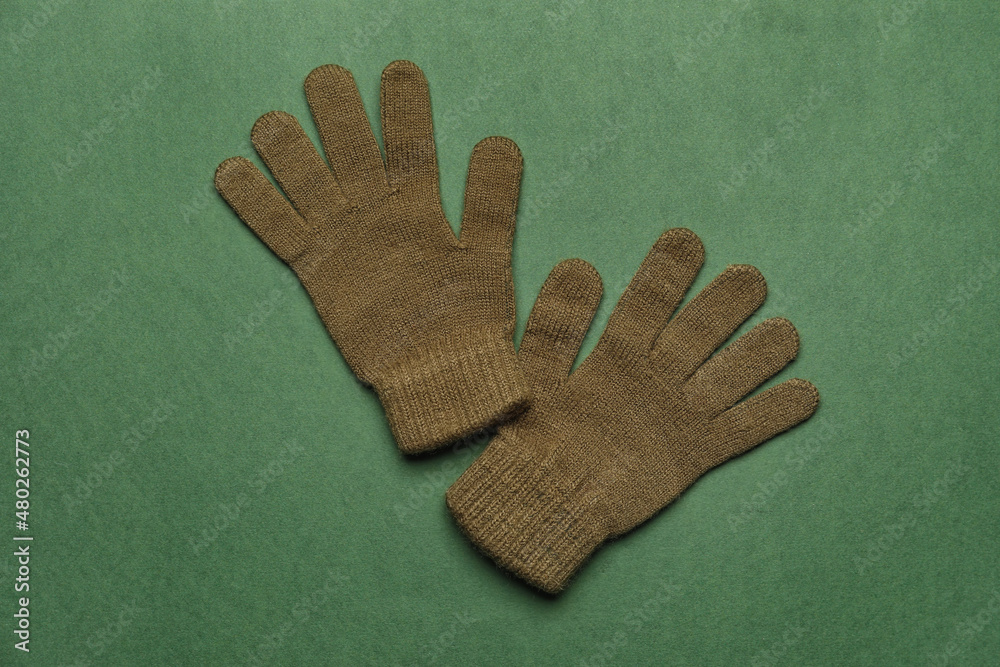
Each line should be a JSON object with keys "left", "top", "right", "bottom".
{"left": 250, "top": 111, "right": 349, "bottom": 223}
{"left": 703, "top": 378, "right": 819, "bottom": 469}
{"left": 214, "top": 157, "right": 311, "bottom": 264}
{"left": 380, "top": 61, "right": 440, "bottom": 198}
{"left": 305, "top": 64, "right": 391, "bottom": 206}
{"left": 459, "top": 136, "right": 522, "bottom": 255}
{"left": 519, "top": 259, "right": 603, "bottom": 391}
{"left": 652, "top": 264, "right": 767, "bottom": 378}
{"left": 685, "top": 317, "right": 800, "bottom": 416}
{"left": 595, "top": 228, "right": 704, "bottom": 357}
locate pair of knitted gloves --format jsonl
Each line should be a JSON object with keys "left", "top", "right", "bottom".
{"left": 214, "top": 61, "right": 819, "bottom": 594}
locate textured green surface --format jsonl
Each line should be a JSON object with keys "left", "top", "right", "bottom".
{"left": 1, "top": 1, "right": 998, "bottom": 664}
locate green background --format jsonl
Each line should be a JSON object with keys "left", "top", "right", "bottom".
{"left": 2, "top": 1, "right": 998, "bottom": 664}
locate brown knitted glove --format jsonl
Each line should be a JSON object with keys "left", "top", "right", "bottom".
{"left": 446, "top": 228, "right": 820, "bottom": 593}
{"left": 214, "top": 61, "right": 529, "bottom": 453}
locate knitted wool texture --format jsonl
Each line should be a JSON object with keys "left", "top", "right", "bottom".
{"left": 447, "top": 229, "right": 820, "bottom": 593}
{"left": 214, "top": 61, "right": 529, "bottom": 453}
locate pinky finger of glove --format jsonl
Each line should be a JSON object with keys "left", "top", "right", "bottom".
{"left": 702, "top": 378, "right": 820, "bottom": 470}
{"left": 519, "top": 259, "right": 603, "bottom": 392}
{"left": 215, "top": 156, "right": 312, "bottom": 264}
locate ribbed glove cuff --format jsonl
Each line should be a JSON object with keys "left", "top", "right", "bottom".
{"left": 374, "top": 332, "right": 529, "bottom": 454}
{"left": 446, "top": 437, "right": 606, "bottom": 593}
